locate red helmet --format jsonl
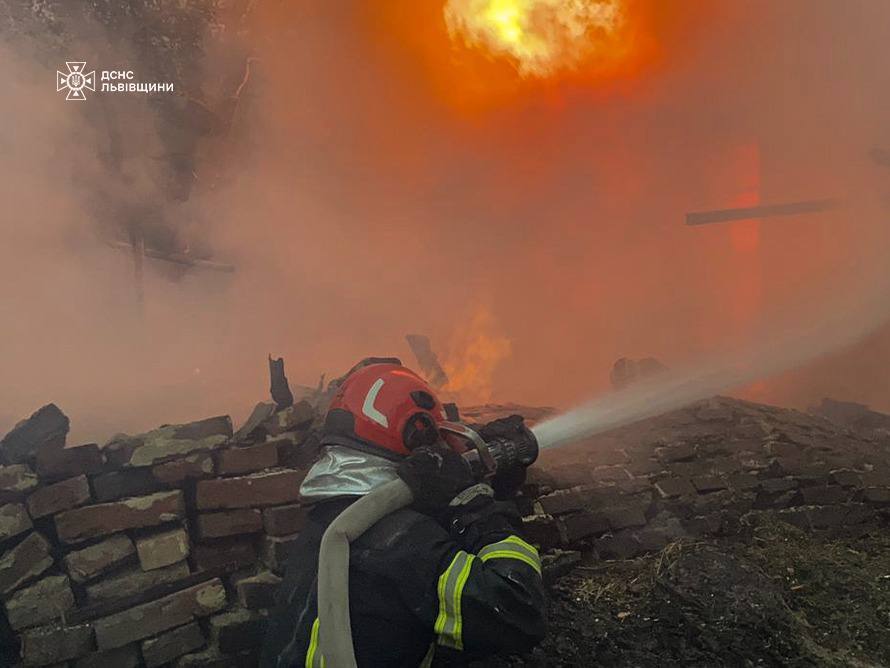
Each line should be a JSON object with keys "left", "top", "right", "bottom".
{"left": 321, "top": 363, "right": 448, "bottom": 459}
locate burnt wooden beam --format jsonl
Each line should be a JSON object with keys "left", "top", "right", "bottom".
{"left": 686, "top": 198, "right": 841, "bottom": 226}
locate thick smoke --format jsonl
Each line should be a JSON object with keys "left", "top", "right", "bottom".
{"left": 2, "top": 1, "right": 890, "bottom": 443}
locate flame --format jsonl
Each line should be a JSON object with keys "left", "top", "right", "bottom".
{"left": 442, "top": 306, "right": 512, "bottom": 404}
{"left": 444, "top": 0, "right": 629, "bottom": 78}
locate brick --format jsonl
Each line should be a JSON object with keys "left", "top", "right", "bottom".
{"left": 559, "top": 511, "right": 609, "bottom": 543}
{"left": 692, "top": 476, "right": 727, "bottom": 493}
{"left": 262, "top": 504, "right": 308, "bottom": 536}
{"left": 35, "top": 443, "right": 103, "bottom": 482}
{"left": 776, "top": 505, "right": 851, "bottom": 529}
{"left": 0, "top": 464, "right": 38, "bottom": 501}
{"left": 863, "top": 487, "right": 890, "bottom": 505}
{"left": 92, "top": 468, "right": 162, "bottom": 502}
{"left": 595, "top": 531, "right": 645, "bottom": 559}
{"left": 86, "top": 561, "right": 190, "bottom": 604}
{"left": 137, "top": 527, "right": 190, "bottom": 571}
{"left": 55, "top": 490, "right": 184, "bottom": 543}
{"left": 142, "top": 621, "right": 206, "bottom": 667}
{"left": 0, "top": 404, "right": 69, "bottom": 464}
{"left": 830, "top": 469, "right": 864, "bottom": 488}
{"left": 547, "top": 466, "right": 594, "bottom": 489}
{"left": 196, "top": 470, "right": 303, "bottom": 510}
{"left": 93, "top": 578, "right": 226, "bottom": 650}
{"left": 105, "top": 416, "right": 232, "bottom": 468}
{"left": 604, "top": 505, "right": 648, "bottom": 530}
{"left": 0, "top": 502, "right": 32, "bottom": 540}
{"left": 541, "top": 549, "right": 581, "bottom": 583}
{"left": 729, "top": 473, "right": 759, "bottom": 491}
{"left": 654, "top": 477, "right": 695, "bottom": 499}
{"left": 152, "top": 452, "right": 214, "bottom": 485}
{"left": 655, "top": 443, "right": 695, "bottom": 462}
{"left": 261, "top": 533, "right": 299, "bottom": 574}
{"left": 73, "top": 645, "right": 140, "bottom": 668}
{"left": 65, "top": 534, "right": 135, "bottom": 583}
{"left": 27, "top": 474, "right": 91, "bottom": 519}
{"left": 216, "top": 441, "right": 279, "bottom": 476}
{"left": 175, "top": 646, "right": 231, "bottom": 667}
{"left": 20, "top": 622, "right": 94, "bottom": 665}
{"left": 759, "top": 477, "right": 798, "bottom": 494}
{"left": 537, "top": 487, "right": 603, "bottom": 515}
{"left": 277, "top": 434, "right": 321, "bottom": 470}
{"left": 0, "top": 531, "right": 53, "bottom": 594}
{"left": 233, "top": 402, "right": 277, "bottom": 444}
{"left": 589, "top": 465, "right": 631, "bottom": 483}
{"left": 199, "top": 509, "right": 263, "bottom": 539}
{"left": 209, "top": 608, "right": 268, "bottom": 653}
{"left": 265, "top": 401, "right": 314, "bottom": 436}
{"left": 797, "top": 485, "right": 849, "bottom": 506}
{"left": 235, "top": 571, "right": 282, "bottom": 610}
{"left": 6, "top": 575, "right": 75, "bottom": 630}
{"left": 521, "top": 514, "right": 561, "bottom": 549}
{"left": 193, "top": 539, "right": 257, "bottom": 573}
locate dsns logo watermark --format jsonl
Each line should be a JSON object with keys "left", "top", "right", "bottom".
{"left": 56, "top": 62, "right": 96, "bottom": 101}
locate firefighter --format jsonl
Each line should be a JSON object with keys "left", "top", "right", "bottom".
{"left": 260, "top": 361, "right": 547, "bottom": 667}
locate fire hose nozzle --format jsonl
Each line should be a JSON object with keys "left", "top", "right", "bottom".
{"left": 439, "top": 419, "right": 539, "bottom": 480}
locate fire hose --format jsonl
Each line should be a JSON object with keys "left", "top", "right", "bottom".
{"left": 316, "top": 422, "right": 539, "bottom": 668}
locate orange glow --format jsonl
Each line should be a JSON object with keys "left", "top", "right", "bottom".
{"left": 444, "top": 0, "right": 629, "bottom": 78}
{"left": 442, "top": 306, "right": 512, "bottom": 404}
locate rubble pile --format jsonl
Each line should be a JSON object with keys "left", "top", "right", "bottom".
{"left": 0, "top": 400, "right": 320, "bottom": 667}
{"left": 0, "top": 388, "right": 887, "bottom": 666}
{"left": 523, "top": 395, "right": 890, "bottom": 565}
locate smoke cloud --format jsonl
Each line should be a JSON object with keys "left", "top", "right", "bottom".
{"left": 2, "top": 1, "right": 890, "bottom": 444}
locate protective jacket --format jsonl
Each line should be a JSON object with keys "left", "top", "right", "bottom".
{"left": 260, "top": 495, "right": 547, "bottom": 667}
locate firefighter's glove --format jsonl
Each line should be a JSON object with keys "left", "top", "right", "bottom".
{"left": 397, "top": 443, "right": 476, "bottom": 514}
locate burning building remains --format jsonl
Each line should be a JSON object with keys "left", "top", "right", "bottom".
{"left": 0, "top": 356, "right": 887, "bottom": 666}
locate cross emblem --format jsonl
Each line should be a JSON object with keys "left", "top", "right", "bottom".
{"left": 56, "top": 62, "right": 96, "bottom": 101}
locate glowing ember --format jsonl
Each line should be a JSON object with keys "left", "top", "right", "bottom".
{"left": 444, "top": 0, "right": 627, "bottom": 77}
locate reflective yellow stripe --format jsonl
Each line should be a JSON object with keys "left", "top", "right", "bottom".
{"left": 434, "top": 550, "right": 475, "bottom": 650}
{"left": 478, "top": 535, "right": 542, "bottom": 575}
{"left": 305, "top": 617, "right": 325, "bottom": 668}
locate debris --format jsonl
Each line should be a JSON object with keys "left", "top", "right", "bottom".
{"left": 268, "top": 356, "right": 294, "bottom": 410}
{"left": 610, "top": 357, "right": 668, "bottom": 390}
{"left": 405, "top": 334, "right": 449, "bottom": 388}
{"left": 685, "top": 198, "right": 841, "bottom": 226}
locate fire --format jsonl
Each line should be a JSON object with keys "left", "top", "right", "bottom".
{"left": 443, "top": 0, "right": 628, "bottom": 78}
{"left": 442, "top": 306, "right": 512, "bottom": 404}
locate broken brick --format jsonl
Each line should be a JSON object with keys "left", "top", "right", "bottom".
{"left": 235, "top": 571, "right": 282, "bottom": 610}
{"left": 55, "top": 490, "right": 184, "bottom": 543}
{"left": 0, "top": 531, "right": 53, "bottom": 594}
{"left": 559, "top": 511, "right": 609, "bottom": 543}
{"left": 196, "top": 470, "right": 303, "bottom": 510}
{"left": 198, "top": 509, "right": 263, "bottom": 539}
{"left": 209, "top": 608, "right": 268, "bottom": 653}
{"left": 92, "top": 468, "right": 162, "bottom": 503}
{"left": 85, "top": 561, "right": 190, "bottom": 604}
{"left": 105, "top": 416, "right": 232, "bottom": 469}
{"left": 93, "top": 578, "right": 226, "bottom": 650}
{"left": 0, "top": 464, "right": 38, "bottom": 502}
{"left": 20, "top": 622, "right": 94, "bottom": 665}
{"left": 216, "top": 441, "right": 279, "bottom": 476}
{"left": 193, "top": 539, "right": 257, "bottom": 573}
{"left": 603, "top": 505, "right": 648, "bottom": 530}
{"left": 654, "top": 477, "right": 695, "bottom": 499}
{"left": 5, "top": 575, "right": 75, "bottom": 630}
{"left": 260, "top": 533, "right": 299, "bottom": 574}
{"left": 27, "top": 474, "right": 91, "bottom": 519}
{"left": 73, "top": 645, "right": 140, "bottom": 668}
{"left": 137, "top": 527, "right": 190, "bottom": 571}
{"left": 692, "top": 476, "right": 727, "bottom": 494}
{"left": 152, "top": 453, "right": 214, "bottom": 485}
{"left": 262, "top": 504, "right": 307, "bottom": 536}
{"left": 0, "top": 404, "right": 69, "bottom": 464}
{"left": 141, "top": 621, "right": 206, "bottom": 667}
{"left": 35, "top": 443, "right": 103, "bottom": 482}
{"left": 65, "top": 534, "right": 135, "bottom": 583}
{"left": 0, "top": 502, "right": 33, "bottom": 541}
